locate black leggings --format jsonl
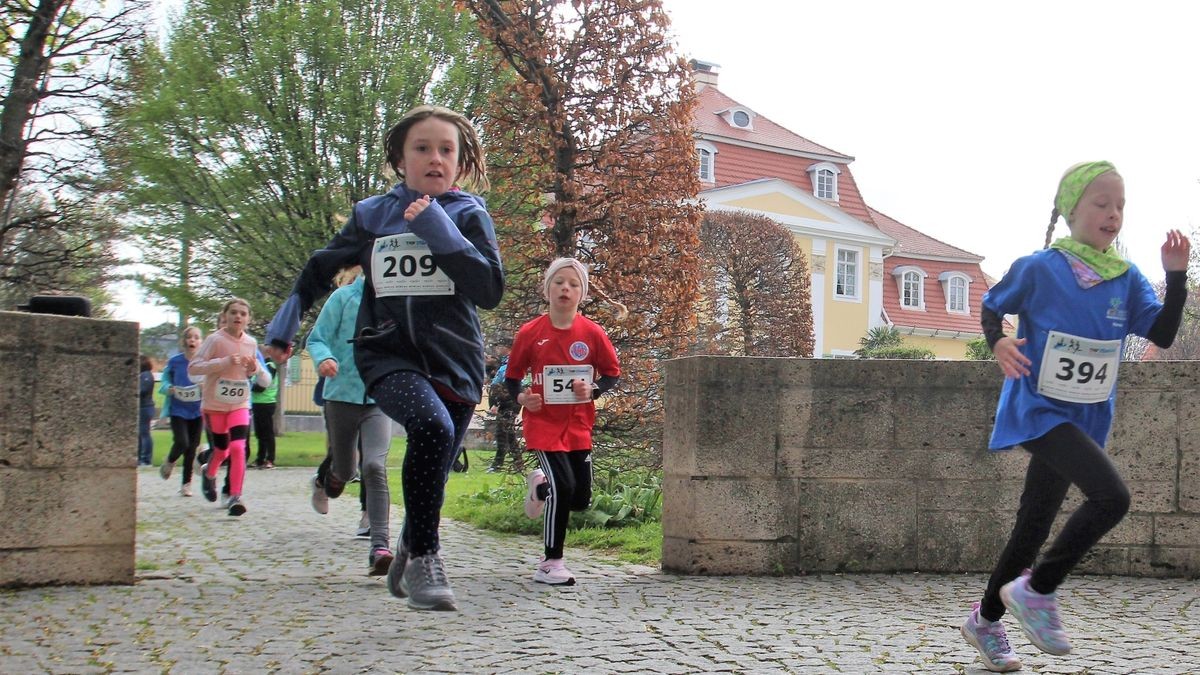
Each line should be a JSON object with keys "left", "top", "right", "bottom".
{"left": 370, "top": 371, "right": 474, "bottom": 558}
{"left": 534, "top": 449, "right": 593, "bottom": 559}
{"left": 980, "top": 423, "right": 1131, "bottom": 622}
{"left": 252, "top": 402, "right": 277, "bottom": 463}
{"left": 167, "top": 416, "right": 203, "bottom": 484}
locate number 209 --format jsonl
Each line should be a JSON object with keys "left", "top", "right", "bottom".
{"left": 381, "top": 254, "right": 436, "bottom": 278}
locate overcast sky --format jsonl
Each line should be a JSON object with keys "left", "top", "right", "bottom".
{"left": 115, "top": 0, "right": 1200, "bottom": 325}
{"left": 660, "top": 0, "right": 1200, "bottom": 280}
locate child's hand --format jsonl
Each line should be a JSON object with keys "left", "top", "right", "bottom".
{"left": 573, "top": 378, "right": 593, "bottom": 402}
{"left": 994, "top": 336, "right": 1032, "bottom": 379}
{"left": 404, "top": 195, "right": 432, "bottom": 221}
{"left": 244, "top": 359, "right": 257, "bottom": 377}
{"left": 263, "top": 344, "right": 292, "bottom": 363}
{"left": 317, "top": 358, "right": 339, "bottom": 378}
{"left": 1162, "top": 229, "right": 1191, "bottom": 272}
{"left": 519, "top": 389, "right": 543, "bottom": 412}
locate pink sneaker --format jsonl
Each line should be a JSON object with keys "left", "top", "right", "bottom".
{"left": 961, "top": 602, "right": 1021, "bottom": 672}
{"left": 524, "top": 469, "right": 547, "bottom": 519}
{"left": 533, "top": 557, "right": 575, "bottom": 586}
{"left": 1001, "top": 571, "right": 1072, "bottom": 655}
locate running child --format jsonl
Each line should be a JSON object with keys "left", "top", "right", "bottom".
{"left": 159, "top": 326, "right": 204, "bottom": 496}
{"left": 506, "top": 258, "right": 621, "bottom": 586}
{"left": 189, "top": 298, "right": 272, "bottom": 517}
{"left": 961, "top": 161, "right": 1189, "bottom": 671}
{"left": 263, "top": 105, "right": 502, "bottom": 611}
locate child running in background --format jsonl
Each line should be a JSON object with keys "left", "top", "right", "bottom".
{"left": 506, "top": 258, "right": 621, "bottom": 586}
{"left": 961, "top": 161, "right": 1190, "bottom": 672}
{"left": 263, "top": 105, "right": 502, "bottom": 611}
{"left": 306, "top": 265, "right": 397, "bottom": 575}
{"left": 159, "top": 326, "right": 204, "bottom": 496}
{"left": 190, "top": 298, "right": 272, "bottom": 517}
{"left": 250, "top": 348, "right": 279, "bottom": 469}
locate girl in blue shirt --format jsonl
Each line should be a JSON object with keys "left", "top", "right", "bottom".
{"left": 961, "top": 162, "right": 1190, "bottom": 672}
{"left": 159, "top": 326, "right": 205, "bottom": 496}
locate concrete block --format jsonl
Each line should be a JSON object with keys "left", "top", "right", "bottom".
{"left": 917, "top": 510, "right": 1011, "bottom": 573}
{"left": 902, "top": 447, "right": 1028, "bottom": 481}
{"left": 779, "top": 388, "right": 893, "bottom": 450}
{"left": 673, "top": 477, "right": 796, "bottom": 541}
{"left": 0, "top": 350, "right": 35, "bottom": 467}
{"left": 918, "top": 480, "right": 1023, "bottom": 512}
{"left": 1074, "top": 546, "right": 1130, "bottom": 575}
{"left": 1128, "top": 546, "right": 1200, "bottom": 578}
{"left": 0, "top": 545, "right": 134, "bottom": 587}
{"left": 661, "top": 475, "right": 695, "bottom": 539}
{"left": 796, "top": 480, "right": 917, "bottom": 572}
{"left": 894, "top": 387, "right": 993, "bottom": 450}
{"left": 662, "top": 536, "right": 799, "bottom": 576}
{"left": 1154, "top": 515, "right": 1200, "bottom": 547}
{"left": 33, "top": 352, "right": 137, "bottom": 468}
{"left": 1097, "top": 514, "right": 1154, "bottom": 546}
{"left": 0, "top": 467, "right": 136, "bottom": 549}
{"left": 779, "top": 445, "right": 926, "bottom": 480}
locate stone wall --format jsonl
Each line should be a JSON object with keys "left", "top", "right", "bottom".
{"left": 0, "top": 310, "right": 138, "bottom": 587}
{"left": 662, "top": 357, "right": 1200, "bottom": 578}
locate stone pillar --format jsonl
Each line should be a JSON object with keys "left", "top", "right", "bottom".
{"left": 0, "top": 310, "right": 138, "bottom": 586}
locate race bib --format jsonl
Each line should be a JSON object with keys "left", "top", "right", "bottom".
{"left": 172, "top": 385, "right": 200, "bottom": 402}
{"left": 214, "top": 378, "right": 250, "bottom": 405}
{"left": 542, "top": 365, "right": 594, "bottom": 405}
{"left": 371, "top": 233, "right": 454, "bottom": 297}
{"left": 1036, "top": 330, "right": 1120, "bottom": 404}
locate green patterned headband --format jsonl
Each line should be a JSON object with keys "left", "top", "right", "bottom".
{"left": 1054, "top": 161, "right": 1118, "bottom": 222}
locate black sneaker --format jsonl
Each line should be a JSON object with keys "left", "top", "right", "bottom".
{"left": 227, "top": 496, "right": 246, "bottom": 517}
{"left": 200, "top": 465, "right": 217, "bottom": 502}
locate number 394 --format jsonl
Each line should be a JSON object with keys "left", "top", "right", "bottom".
{"left": 1054, "top": 358, "right": 1108, "bottom": 384}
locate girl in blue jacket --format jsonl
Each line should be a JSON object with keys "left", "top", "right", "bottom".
{"left": 159, "top": 326, "right": 205, "bottom": 495}
{"left": 265, "top": 105, "right": 502, "bottom": 612}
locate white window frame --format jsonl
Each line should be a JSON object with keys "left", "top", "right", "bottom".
{"left": 834, "top": 245, "right": 861, "bottom": 301}
{"left": 807, "top": 161, "right": 841, "bottom": 201}
{"left": 939, "top": 271, "right": 972, "bottom": 314}
{"left": 696, "top": 141, "right": 717, "bottom": 183}
{"left": 722, "top": 106, "right": 755, "bottom": 130}
{"left": 891, "top": 266, "right": 925, "bottom": 311}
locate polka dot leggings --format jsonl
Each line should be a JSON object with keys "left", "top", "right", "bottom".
{"left": 371, "top": 370, "right": 474, "bottom": 558}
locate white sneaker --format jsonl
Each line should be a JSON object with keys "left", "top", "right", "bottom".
{"left": 533, "top": 557, "right": 575, "bottom": 586}
{"left": 311, "top": 474, "right": 329, "bottom": 515}
{"left": 524, "top": 469, "right": 547, "bottom": 519}
{"left": 179, "top": 483, "right": 192, "bottom": 497}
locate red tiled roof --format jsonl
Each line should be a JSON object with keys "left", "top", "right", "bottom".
{"left": 882, "top": 255, "right": 989, "bottom": 335}
{"left": 868, "top": 207, "right": 982, "bottom": 261}
{"left": 695, "top": 87, "right": 851, "bottom": 160}
{"left": 704, "top": 143, "right": 875, "bottom": 223}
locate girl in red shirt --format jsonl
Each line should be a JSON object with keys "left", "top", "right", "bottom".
{"left": 504, "top": 258, "right": 620, "bottom": 585}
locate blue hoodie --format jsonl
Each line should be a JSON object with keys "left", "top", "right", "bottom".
{"left": 306, "top": 277, "right": 371, "bottom": 405}
{"left": 267, "top": 184, "right": 503, "bottom": 403}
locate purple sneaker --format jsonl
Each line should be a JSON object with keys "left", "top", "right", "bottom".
{"left": 1000, "top": 572, "right": 1072, "bottom": 655}
{"left": 961, "top": 602, "right": 1021, "bottom": 672}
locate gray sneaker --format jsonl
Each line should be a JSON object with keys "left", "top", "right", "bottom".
{"left": 386, "top": 539, "right": 410, "bottom": 599}
{"left": 310, "top": 474, "right": 329, "bottom": 515}
{"left": 399, "top": 552, "right": 456, "bottom": 611}
{"left": 159, "top": 460, "right": 175, "bottom": 480}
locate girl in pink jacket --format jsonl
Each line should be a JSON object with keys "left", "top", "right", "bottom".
{"left": 189, "top": 298, "right": 271, "bottom": 516}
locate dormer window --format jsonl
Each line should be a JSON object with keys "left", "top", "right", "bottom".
{"left": 696, "top": 141, "right": 718, "bottom": 183}
{"left": 939, "top": 271, "right": 972, "bottom": 314}
{"left": 806, "top": 161, "right": 841, "bottom": 201}
{"left": 893, "top": 265, "right": 927, "bottom": 310}
{"left": 719, "top": 106, "right": 755, "bottom": 130}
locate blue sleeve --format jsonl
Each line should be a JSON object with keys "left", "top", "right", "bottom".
{"left": 306, "top": 287, "right": 346, "bottom": 366}
{"left": 982, "top": 255, "right": 1033, "bottom": 317}
{"left": 266, "top": 214, "right": 370, "bottom": 348}
{"left": 1126, "top": 265, "right": 1164, "bottom": 338}
{"left": 408, "top": 200, "right": 504, "bottom": 310}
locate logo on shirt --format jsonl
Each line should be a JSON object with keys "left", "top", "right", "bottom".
{"left": 536, "top": 339, "right": 550, "bottom": 346}
{"left": 569, "top": 341, "right": 589, "bottom": 361}
{"left": 1105, "top": 297, "right": 1127, "bottom": 323}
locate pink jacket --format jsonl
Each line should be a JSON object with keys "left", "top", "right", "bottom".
{"left": 188, "top": 330, "right": 271, "bottom": 413}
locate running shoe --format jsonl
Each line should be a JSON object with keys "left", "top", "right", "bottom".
{"left": 1001, "top": 571, "right": 1072, "bottom": 655}
{"left": 355, "top": 511, "right": 370, "bottom": 538}
{"left": 961, "top": 602, "right": 1021, "bottom": 672}
{"left": 369, "top": 548, "right": 394, "bottom": 576}
{"left": 310, "top": 474, "right": 329, "bottom": 515}
{"left": 179, "top": 483, "right": 192, "bottom": 497}
{"left": 533, "top": 557, "right": 576, "bottom": 586}
{"left": 227, "top": 495, "right": 247, "bottom": 517}
{"left": 400, "top": 552, "right": 457, "bottom": 611}
{"left": 200, "top": 465, "right": 217, "bottom": 502}
{"left": 524, "top": 469, "right": 547, "bottom": 519}
{"left": 159, "top": 460, "right": 175, "bottom": 480}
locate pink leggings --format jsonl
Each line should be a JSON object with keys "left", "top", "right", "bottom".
{"left": 203, "top": 408, "right": 251, "bottom": 497}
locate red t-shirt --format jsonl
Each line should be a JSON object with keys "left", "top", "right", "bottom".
{"left": 507, "top": 314, "right": 620, "bottom": 451}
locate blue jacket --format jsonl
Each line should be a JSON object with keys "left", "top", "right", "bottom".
{"left": 306, "top": 277, "right": 372, "bottom": 405}
{"left": 161, "top": 352, "right": 202, "bottom": 420}
{"left": 267, "top": 184, "right": 503, "bottom": 403}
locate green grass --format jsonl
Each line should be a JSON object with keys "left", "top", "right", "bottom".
{"left": 148, "top": 432, "right": 662, "bottom": 566}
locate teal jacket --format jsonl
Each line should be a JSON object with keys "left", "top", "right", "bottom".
{"left": 306, "top": 277, "right": 372, "bottom": 405}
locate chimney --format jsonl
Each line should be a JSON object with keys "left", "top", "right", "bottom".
{"left": 690, "top": 59, "right": 720, "bottom": 90}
